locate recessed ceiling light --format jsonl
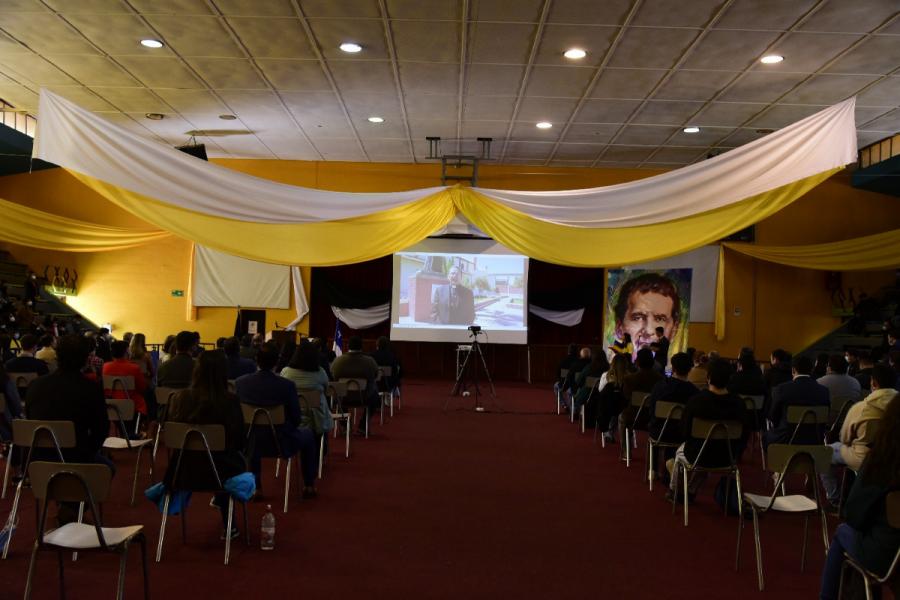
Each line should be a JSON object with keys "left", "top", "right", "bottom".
{"left": 536, "top": 122, "right": 552, "bottom": 129}
{"left": 760, "top": 55, "right": 784, "bottom": 64}
{"left": 140, "top": 39, "right": 163, "bottom": 49}
{"left": 367, "top": 117, "right": 384, "bottom": 123}
{"left": 564, "top": 49, "right": 586, "bottom": 59}
{"left": 219, "top": 114, "right": 237, "bottom": 120}
{"left": 145, "top": 113, "right": 164, "bottom": 120}
{"left": 683, "top": 126, "right": 700, "bottom": 133}
{"left": 340, "top": 43, "right": 362, "bottom": 53}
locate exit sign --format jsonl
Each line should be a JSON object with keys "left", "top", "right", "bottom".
{"left": 172, "top": 290, "right": 184, "bottom": 297}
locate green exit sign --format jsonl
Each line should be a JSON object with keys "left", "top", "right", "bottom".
{"left": 172, "top": 290, "right": 184, "bottom": 297}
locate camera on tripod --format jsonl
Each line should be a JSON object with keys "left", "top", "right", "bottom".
{"left": 467, "top": 325, "right": 482, "bottom": 334}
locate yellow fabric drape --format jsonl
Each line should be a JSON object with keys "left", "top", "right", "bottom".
{"left": 186, "top": 242, "right": 197, "bottom": 322}
{"left": 0, "top": 195, "right": 170, "bottom": 251}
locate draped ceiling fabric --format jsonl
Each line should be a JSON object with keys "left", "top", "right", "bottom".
{"left": 331, "top": 304, "right": 391, "bottom": 330}
{"left": 528, "top": 307, "right": 585, "bottom": 327}
{"left": 33, "top": 90, "right": 857, "bottom": 268}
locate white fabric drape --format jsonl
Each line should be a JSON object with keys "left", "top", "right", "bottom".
{"left": 528, "top": 306, "right": 584, "bottom": 327}
{"left": 192, "top": 245, "right": 289, "bottom": 308}
{"left": 331, "top": 304, "right": 391, "bottom": 330}
{"left": 473, "top": 99, "right": 857, "bottom": 228}
{"left": 283, "top": 267, "right": 310, "bottom": 331}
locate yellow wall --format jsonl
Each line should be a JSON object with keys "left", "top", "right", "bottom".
{"left": 0, "top": 161, "right": 897, "bottom": 357}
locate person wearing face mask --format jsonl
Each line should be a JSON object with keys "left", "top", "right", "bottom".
{"left": 16, "top": 298, "right": 36, "bottom": 333}
{"left": 23, "top": 270, "right": 40, "bottom": 304}
{"left": 0, "top": 280, "right": 15, "bottom": 316}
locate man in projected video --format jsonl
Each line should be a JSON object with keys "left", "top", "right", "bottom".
{"left": 431, "top": 265, "right": 476, "bottom": 325}
{"left": 614, "top": 272, "right": 681, "bottom": 362}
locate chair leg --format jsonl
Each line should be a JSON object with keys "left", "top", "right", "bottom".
{"left": 156, "top": 493, "right": 170, "bottom": 562}
{"left": 821, "top": 509, "right": 831, "bottom": 553}
{"left": 224, "top": 497, "right": 234, "bottom": 565}
{"left": 23, "top": 541, "right": 39, "bottom": 599}
{"left": 131, "top": 446, "right": 144, "bottom": 507}
{"left": 736, "top": 504, "right": 745, "bottom": 570}
{"left": 380, "top": 395, "right": 385, "bottom": 426}
{"left": 317, "top": 436, "right": 324, "bottom": 479}
{"left": 646, "top": 443, "right": 653, "bottom": 489}
{"left": 275, "top": 458, "right": 281, "bottom": 478}
{"left": 72, "top": 502, "right": 85, "bottom": 562}
{"left": 683, "top": 466, "right": 689, "bottom": 527}
{"left": 346, "top": 417, "right": 352, "bottom": 457}
{"left": 802, "top": 515, "right": 811, "bottom": 571}
{"left": 1, "top": 446, "right": 11, "bottom": 499}
{"left": 2, "top": 478, "right": 24, "bottom": 559}
{"left": 116, "top": 546, "right": 130, "bottom": 600}
{"left": 671, "top": 463, "right": 680, "bottom": 515}
{"left": 244, "top": 502, "right": 250, "bottom": 547}
{"left": 139, "top": 535, "right": 150, "bottom": 600}
{"left": 753, "top": 508, "right": 764, "bottom": 591}
{"left": 626, "top": 430, "right": 631, "bottom": 467}
{"left": 58, "top": 550, "right": 66, "bottom": 600}
{"left": 283, "top": 457, "right": 291, "bottom": 513}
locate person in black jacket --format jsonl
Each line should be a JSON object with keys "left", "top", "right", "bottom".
{"left": 854, "top": 355, "right": 874, "bottom": 391}
{"left": 95, "top": 327, "right": 113, "bottom": 362}
{"left": 819, "top": 396, "right": 900, "bottom": 600}
{"left": 764, "top": 354, "right": 831, "bottom": 449}
{"left": 553, "top": 343, "right": 579, "bottom": 410}
{"left": 4, "top": 334, "right": 50, "bottom": 379}
{"left": 23, "top": 271, "right": 40, "bottom": 304}
{"left": 727, "top": 352, "right": 769, "bottom": 456}
{"left": 647, "top": 352, "right": 699, "bottom": 481}
{"left": 666, "top": 358, "right": 746, "bottom": 502}
{"left": 764, "top": 349, "right": 793, "bottom": 391}
{"left": 369, "top": 336, "right": 401, "bottom": 390}
{"left": 573, "top": 350, "right": 609, "bottom": 422}
{"left": 560, "top": 347, "right": 591, "bottom": 414}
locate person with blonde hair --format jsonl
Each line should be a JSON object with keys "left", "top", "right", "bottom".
{"left": 687, "top": 350, "right": 710, "bottom": 385}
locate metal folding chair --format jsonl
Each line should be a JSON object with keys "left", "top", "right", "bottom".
{"left": 241, "top": 403, "right": 301, "bottom": 513}
{"left": 8, "top": 372, "right": 38, "bottom": 391}
{"left": 826, "top": 397, "right": 859, "bottom": 444}
{"left": 557, "top": 368, "right": 569, "bottom": 416}
{"left": 104, "top": 399, "right": 154, "bottom": 507}
{"left": 838, "top": 492, "right": 900, "bottom": 600}
{"left": 24, "top": 462, "right": 149, "bottom": 600}
{"left": 741, "top": 395, "right": 766, "bottom": 469}
{"left": 152, "top": 387, "right": 181, "bottom": 466}
{"left": 737, "top": 444, "right": 833, "bottom": 591}
{"left": 764, "top": 405, "right": 829, "bottom": 488}
{"left": 579, "top": 376, "right": 601, "bottom": 433}
{"left": 327, "top": 382, "right": 352, "bottom": 457}
{"left": 1, "top": 393, "right": 14, "bottom": 499}
{"left": 622, "top": 391, "right": 651, "bottom": 466}
{"left": 339, "top": 378, "right": 371, "bottom": 439}
{"left": 297, "top": 391, "right": 328, "bottom": 478}
{"left": 645, "top": 400, "right": 684, "bottom": 491}
{"left": 102, "top": 376, "right": 140, "bottom": 435}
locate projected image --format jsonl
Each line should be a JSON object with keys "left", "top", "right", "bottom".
{"left": 396, "top": 253, "right": 526, "bottom": 329}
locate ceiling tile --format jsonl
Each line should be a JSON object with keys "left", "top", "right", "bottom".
{"left": 780, "top": 74, "right": 881, "bottom": 105}
{"left": 859, "top": 109, "right": 900, "bottom": 134}
{"left": 856, "top": 76, "right": 900, "bottom": 107}
{"left": 397, "top": 62, "right": 459, "bottom": 95}
{"left": 144, "top": 16, "right": 244, "bottom": 58}
{"left": 667, "top": 126, "right": 735, "bottom": 147}
{"left": 128, "top": 0, "right": 213, "bottom": 15}
{"left": 677, "top": 30, "right": 783, "bottom": 71}
{"left": 294, "top": 116, "right": 356, "bottom": 138}
{"left": 125, "top": 112, "right": 194, "bottom": 139}
{"left": 386, "top": 0, "right": 460, "bottom": 20}
{"left": 321, "top": 155, "right": 370, "bottom": 162}
{"left": 0, "top": 1, "right": 49, "bottom": 12}
{"left": 279, "top": 91, "right": 344, "bottom": 117}
{"left": 551, "top": 143, "right": 606, "bottom": 161}
{"left": 593, "top": 161, "right": 643, "bottom": 169}
{"left": 460, "top": 120, "right": 514, "bottom": 140}
{"left": 185, "top": 57, "right": 268, "bottom": 89}
{"left": 467, "top": 22, "right": 536, "bottom": 64}
{"left": 463, "top": 95, "right": 516, "bottom": 121}
{"left": 256, "top": 59, "right": 332, "bottom": 91}
{"left": 574, "top": 98, "right": 642, "bottom": 123}
{"left": 225, "top": 17, "right": 317, "bottom": 59}
{"left": 469, "top": 0, "right": 544, "bottom": 22}
{"left": 546, "top": 0, "right": 634, "bottom": 25}
{"left": 856, "top": 131, "right": 893, "bottom": 148}
{"left": 98, "top": 111, "right": 155, "bottom": 135}
{"left": 216, "top": 89, "right": 288, "bottom": 115}
{"left": 0, "top": 84, "right": 38, "bottom": 111}
{"left": 214, "top": 0, "right": 296, "bottom": 17}
{"left": 600, "top": 145, "right": 657, "bottom": 162}
{"left": 508, "top": 121, "right": 563, "bottom": 142}
{"left": 310, "top": 137, "right": 363, "bottom": 154}
{"left": 717, "top": 71, "right": 810, "bottom": 103}
{"left": 341, "top": 92, "right": 403, "bottom": 120}
{"left": 328, "top": 60, "right": 397, "bottom": 93}
{"left": 748, "top": 103, "right": 827, "bottom": 129}
{"left": 63, "top": 14, "right": 169, "bottom": 56}
{"left": 354, "top": 119, "right": 408, "bottom": 139}
{"left": 153, "top": 89, "right": 229, "bottom": 113}
{"left": 797, "top": 2, "right": 900, "bottom": 33}
{"left": 560, "top": 123, "right": 620, "bottom": 144}
{"left": 719, "top": 128, "right": 770, "bottom": 147}
{"left": 523, "top": 65, "right": 595, "bottom": 98}
{"left": 0, "top": 30, "right": 30, "bottom": 55}
{"left": 644, "top": 146, "right": 705, "bottom": 163}
{"left": 613, "top": 125, "right": 678, "bottom": 146}
{"left": 214, "top": 135, "right": 277, "bottom": 158}
{"left": 547, "top": 159, "right": 595, "bottom": 167}
{"left": 631, "top": 0, "right": 728, "bottom": 28}
{"left": 515, "top": 96, "right": 579, "bottom": 122}
{"left": 0, "top": 12, "right": 100, "bottom": 55}
{"left": 589, "top": 68, "right": 667, "bottom": 99}
{"left": 44, "top": 55, "right": 138, "bottom": 87}
{"left": 407, "top": 118, "right": 458, "bottom": 140}
{"left": 504, "top": 141, "right": 556, "bottom": 159}
{"left": 360, "top": 138, "right": 411, "bottom": 155}
{"left": 0, "top": 55, "right": 79, "bottom": 85}
{"left": 606, "top": 27, "right": 701, "bottom": 70}
{"left": 178, "top": 113, "right": 250, "bottom": 133}
{"left": 713, "top": 0, "right": 819, "bottom": 31}
{"left": 764, "top": 32, "right": 864, "bottom": 74}
{"left": 693, "top": 102, "right": 766, "bottom": 127}
{"left": 533, "top": 24, "right": 618, "bottom": 68}
{"left": 391, "top": 20, "right": 461, "bottom": 63}
{"left": 654, "top": 70, "right": 737, "bottom": 102}
{"left": 90, "top": 87, "right": 169, "bottom": 112}
{"left": 855, "top": 106, "right": 893, "bottom": 126}
{"left": 404, "top": 94, "right": 459, "bottom": 119}
{"left": 632, "top": 100, "right": 706, "bottom": 126}
{"left": 825, "top": 34, "right": 900, "bottom": 75}
{"left": 40, "top": 85, "right": 115, "bottom": 111}
{"left": 368, "top": 155, "right": 414, "bottom": 163}
{"left": 307, "top": 18, "right": 390, "bottom": 60}
{"left": 465, "top": 64, "right": 525, "bottom": 96}
{"left": 300, "top": 0, "right": 381, "bottom": 18}
{"left": 256, "top": 135, "right": 321, "bottom": 160}
{"left": 115, "top": 56, "right": 205, "bottom": 89}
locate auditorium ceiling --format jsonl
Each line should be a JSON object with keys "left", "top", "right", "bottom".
{"left": 0, "top": 0, "right": 898, "bottom": 168}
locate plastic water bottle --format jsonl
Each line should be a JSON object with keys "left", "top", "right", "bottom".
{"left": 261, "top": 505, "right": 275, "bottom": 550}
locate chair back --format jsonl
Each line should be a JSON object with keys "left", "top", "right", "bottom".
{"left": 327, "top": 381, "right": 347, "bottom": 397}
{"left": 744, "top": 395, "right": 765, "bottom": 410}
{"left": 655, "top": 400, "right": 684, "bottom": 420}
{"left": 103, "top": 375, "right": 135, "bottom": 397}
{"left": 691, "top": 418, "right": 742, "bottom": 440}
{"left": 130, "top": 360, "right": 150, "bottom": 376}
{"left": 585, "top": 376, "right": 601, "bottom": 390}
{"left": 560, "top": 368, "right": 569, "bottom": 379}
{"left": 829, "top": 395, "right": 858, "bottom": 425}
{"left": 767, "top": 444, "right": 833, "bottom": 476}
{"left": 9, "top": 372, "right": 38, "bottom": 388}
{"left": 29, "top": 462, "right": 112, "bottom": 504}
{"left": 631, "top": 391, "right": 651, "bottom": 408}
{"left": 240, "top": 403, "right": 285, "bottom": 427}
{"left": 12, "top": 420, "right": 77, "bottom": 450}
{"left": 106, "top": 398, "right": 136, "bottom": 422}
{"left": 226, "top": 379, "right": 236, "bottom": 393}
{"left": 340, "top": 378, "right": 368, "bottom": 406}
{"left": 379, "top": 366, "right": 393, "bottom": 377}
{"left": 45, "top": 360, "right": 57, "bottom": 373}
{"left": 163, "top": 422, "right": 226, "bottom": 452}
{"left": 155, "top": 387, "right": 180, "bottom": 407}
{"left": 786, "top": 405, "right": 829, "bottom": 425}
{"left": 297, "top": 390, "right": 321, "bottom": 409}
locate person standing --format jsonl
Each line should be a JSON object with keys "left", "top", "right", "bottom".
{"left": 430, "top": 265, "right": 476, "bottom": 325}
{"left": 23, "top": 271, "right": 40, "bottom": 304}
{"left": 650, "top": 327, "right": 670, "bottom": 370}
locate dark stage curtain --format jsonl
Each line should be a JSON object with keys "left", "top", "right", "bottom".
{"left": 309, "top": 257, "right": 392, "bottom": 341}
{"left": 527, "top": 260, "right": 605, "bottom": 345}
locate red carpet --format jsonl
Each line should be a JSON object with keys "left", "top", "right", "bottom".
{"left": 1, "top": 380, "right": 848, "bottom": 599}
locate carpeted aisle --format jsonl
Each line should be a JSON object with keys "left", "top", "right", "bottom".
{"left": 1, "top": 380, "right": 837, "bottom": 599}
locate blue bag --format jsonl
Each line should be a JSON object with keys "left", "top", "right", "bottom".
{"left": 223, "top": 472, "right": 256, "bottom": 503}
{"left": 145, "top": 482, "right": 192, "bottom": 515}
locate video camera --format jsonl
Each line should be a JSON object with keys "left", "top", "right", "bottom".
{"left": 467, "top": 325, "right": 483, "bottom": 337}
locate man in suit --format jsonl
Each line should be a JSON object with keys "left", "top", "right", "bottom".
{"left": 560, "top": 347, "right": 591, "bottom": 414}
{"left": 764, "top": 354, "right": 831, "bottom": 448}
{"left": 234, "top": 344, "right": 318, "bottom": 501}
{"left": 331, "top": 335, "right": 381, "bottom": 435}
{"left": 224, "top": 336, "right": 256, "bottom": 380}
{"left": 368, "top": 336, "right": 401, "bottom": 391}
{"left": 618, "top": 348, "right": 665, "bottom": 438}
{"left": 95, "top": 327, "right": 113, "bottom": 362}
{"left": 4, "top": 334, "right": 50, "bottom": 378}
{"left": 430, "top": 265, "right": 476, "bottom": 325}
{"left": 553, "top": 344, "right": 580, "bottom": 411}
{"left": 157, "top": 330, "right": 196, "bottom": 389}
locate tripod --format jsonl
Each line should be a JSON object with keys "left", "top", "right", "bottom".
{"left": 444, "top": 333, "right": 500, "bottom": 412}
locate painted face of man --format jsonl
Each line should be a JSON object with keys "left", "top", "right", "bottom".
{"left": 616, "top": 290, "right": 677, "bottom": 350}
{"left": 448, "top": 267, "right": 462, "bottom": 286}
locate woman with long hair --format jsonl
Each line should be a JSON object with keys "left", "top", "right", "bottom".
{"left": 594, "top": 354, "right": 631, "bottom": 444}
{"left": 129, "top": 333, "right": 155, "bottom": 380}
{"left": 164, "top": 350, "right": 246, "bottom": 540}
{"left": 687, "top": 351, "right": 710, "bottom": 385}
{"left": 281, "top": 342, "right": 334, "bottom": 435}
{"left": 159, "top": 334, "right": 177, "bottom": 364}
{"left": 820, "top": 396, "right": 900, "bottom": 599}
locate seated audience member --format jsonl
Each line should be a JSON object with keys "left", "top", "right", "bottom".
{"left": 164, "top": 350, "right": 245, "bottom": 539}
{"left": 368, "top": 336, "right": 401, "bottom": 391}
{"left": 888, "top": 328, "right": 900, "bottom": 356}
{"left": 610, "top": 333, "right": 634, "bottom": 358}
{"left": 820, "top": 363, "right": 897, "bottom": 512}
{"left": 387, "top": 342, "right": 404, "bottom": 393}
{"left": 0, "top": 280, "right": 14, "bottom": 316}
{"left": 560, "top": 347, "right": 591, "bottom": 414}
{"left": 191, "top": 331, "right": 203, "bottom": 358}
{"left": 727, "top": 352, "right": 769, "bottom": 448}
{"left": 122, "top": 332, "right": 134, "bottom": 347}
{"left": 35, "top": 334, "right": 56, "bottom": 362}
{"left": 813, "top": 352, "right": 830, "bottom": 380}
{"left": 666, "top": 358, "right": 746, "bottom": 502}
{"left": 854, "top": 355, "right": 875, "bottom": 391}
{"left": 216, "top": 337, "right": 226, "bottom": 350}
{"left": 5, "top": 333, "right": 50, "bottom": 377}
{"left": 281, "top": 342, "right": 334, "bottom": 435}
{"left": 16, "top": 300, "right": 36, "bottom": 333}
{"left": 234, "top": 344, "right": 319, "bottom": 501}
{"left": 687, "top": 351, "right": 709, "bottom": 385}
{"left": 594, "top": 354, "right": 630, "bottom": 443}
{"left": 331, "top": 335, "right": 381, "bottom": 435}
{"left": 620, "top": 347, "right": 664, "bottom": 436}
{"left": 314, "top": 336, "right": 337, "bottom": 363}
{"left": 277, "top": 340, "right": 297, "bottom": 374}
{"left": 764, "top": 349, "right": 793, "bottom": 390}
{"left": 223, "top": 336, "right": 256, "bottom": 380}
{"left": 312, "top": 337, "right": 334, "bottom": 380}
{"left": 95, "top": 328, "right": 113, "bottom": 362}
{"left": 68, "top": 314, "right": 83, "bottom": 336}
{"left": 765, "top": 354, "right": 830, "bottom": 448}
{"left": 736, "top": 347, "right": 763, "bottom": 377}
{"left": 0, "top": 358, "right": 24, "bottom": 479}
{"left": 239, "top": 334, "right": 257, "bottom": 360}
{"left": 86, "top": 337, "right": 105, "bottom": 378}
{"left": 0, "top": 334, "right": 15, "bottom": 363}
{"left": 646, "top": 352, "right": 699, "bottom": 479}
{"left": 25, "top": 334, "right": 112, "bottom": 472}
{"left": 102, "top": 341, "right": 148, "bottom": 436}
{"left": 817, "top": 354, "right": 863, "bottom": 401}
{"left": 159, "top": 334, "right": 177, "bottom": 364}
{"left": 573, "top": 350, "right": 609, "bottom": 422}
{"left": 129, "top": 333, "right": 155, "bottom": 381}
{"left": 846, "top": 347, "right": 861, "bottom": 377}
{"left": 819, "top": 394, "right": 900, "bottom": 600}
{"left": 157, "top": 330, "right": 196, "bottom": 389}
{"left": 251, "top": 333, "right": 264, "bottom": 352}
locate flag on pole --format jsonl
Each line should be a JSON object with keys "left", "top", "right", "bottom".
{"left": 233, "top": 307, "right": 242, "bottom": 337}
{"left": 333, "top": 319, "right": 343, "bottom": 357}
